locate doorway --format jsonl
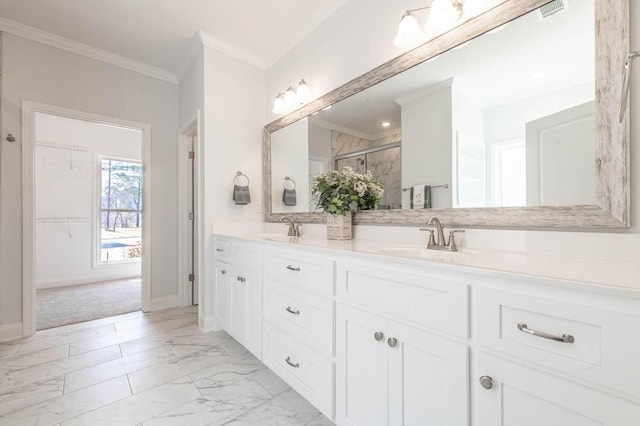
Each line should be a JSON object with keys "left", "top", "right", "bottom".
{"left": 22, "top": 102, "right": 152, "bottom": 334}
{"left": 178, "top": 113, "right": 201, "bottom": 307}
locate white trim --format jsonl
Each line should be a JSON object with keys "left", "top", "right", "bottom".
{"left": 0, "top": 16, "right": 178, "bottom": 84}
{"left": 149, "top": 294, "right": 180, "bottom": 311}
{"left": 177, "top": 111, "right": 203, "bottom": 308}
{"left": 0, "top": 323, "right": 23, "bottom": 342}
{"left": 198, "top": 30, "right": 266, "bottom": 69}
{"left": 22, "top": 101, "right": 153, "bottom": 337}
{"left": 199, "top": 315, "right": 222, "bottom": 333}
{"left": 394, "top": 78, "right": 455, "bottom": 106}
{"left": 36, "top": 275, "right": 141, "bottom": 290}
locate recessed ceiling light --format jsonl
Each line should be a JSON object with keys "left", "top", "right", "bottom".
{"left": 530, "top": 71, "right": 547, "bottom": 80}
{"left": 381, "top": 122, "right": 391, "bottom": 127}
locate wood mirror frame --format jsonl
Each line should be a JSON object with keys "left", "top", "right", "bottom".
{"left": 263, "top": 0, "right": 630, "bottom": 228}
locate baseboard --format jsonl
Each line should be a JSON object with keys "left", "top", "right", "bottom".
{"left": 199, "top": 315, "right": 222, "bottom": 333}
{"left": 0, "top": 322, "right": 23, "bottom": 342}
{"left": 148, "top": 294, "right": 180, "bottom": 311}
{"left": 36, "top": 275, "right": 141, "bottom": 290}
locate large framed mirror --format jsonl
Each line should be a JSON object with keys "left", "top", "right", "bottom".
{"left": 263, "top": 0, "right": 630, "bottom": 228}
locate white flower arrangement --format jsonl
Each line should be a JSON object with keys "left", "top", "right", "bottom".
{"left": 311, "top": 166, "right": 384, "bottom": 215}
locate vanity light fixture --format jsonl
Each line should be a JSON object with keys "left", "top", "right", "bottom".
{"left": 271, "top": 79, "right": 314, "bottom": 115}
{"left": 394, "top": 0, "right": 504, "bottom": 50}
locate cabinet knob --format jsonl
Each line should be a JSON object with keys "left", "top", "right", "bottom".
{"left": 373, "top": 331, "right": 384, "bottom": 341}
{"left": 479, "top": 376, "right": 493, "bottom": 390}
{"left": 387, "top": 337, "right": 398, "bottom": 348}
{"left": 221, "top": 270, "right": 226, "bottom": 275}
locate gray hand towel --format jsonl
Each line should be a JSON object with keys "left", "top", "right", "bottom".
{"left": 410, "top": 185, "right": 432, "bottom": 209}
{"left": 283, "top": 188, "right": 297, "bottom": 206}
{"left": 233, "top": 185, "right": 251, "bottom": 205}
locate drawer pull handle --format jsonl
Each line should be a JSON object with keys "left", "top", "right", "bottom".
{"left": 387, "top": 337, "right": 398, "bottom": 348}
{"left": 237, "top": 276, "right": 246, "bottom": 283}
{"left": 374, "top": 331, "right": 384, "bottom": 342}
{"left": 517, "top": 323, "right": 574, "bottom": 344}
{"left": 216, "top": 248, "right": 224, "bottom": 252}
{"left": 479, "top": 376, "right": 493, "bottom": 390}
{"left": 286, "top": 265, "right": 301, "bottom": 272}
{"left": 285, "top": 306, "right": 300, "bottom": 315}
{"left": 285, "top": 356, "right": 300, "bottom": 368}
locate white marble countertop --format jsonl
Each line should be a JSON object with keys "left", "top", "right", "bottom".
{"left": 214, "top": 232, "right": 640, "bottom": 295}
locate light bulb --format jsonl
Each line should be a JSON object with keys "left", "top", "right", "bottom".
{"left": 424, "top": 0, "right": 462, "bottom": 40}
{"left": 394, "top": 11, "right": 426, "bottom": 50}
{"left": 296, "top": 79, "right": 312, "bottom": 104}
{"left": 284, "top": 86, "right": 297, "bottom": 111}
{"left": 272, "top": 93, "right": 286, "bottom": 115}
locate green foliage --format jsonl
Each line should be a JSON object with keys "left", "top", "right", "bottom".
{"left": 311, "top": 167, "right": 384, "bottom": 215}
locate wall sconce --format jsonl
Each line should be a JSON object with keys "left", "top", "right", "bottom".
{"left": 394, "top": 0, "right": 504, "bottom": 50}
{"left": 272, "top": 79, "right": 313, "bottom": 115}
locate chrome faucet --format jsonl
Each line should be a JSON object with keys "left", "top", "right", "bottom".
{"left": 280, "top": 216, "right": 301, "bottom": 237}
{"left": 420, "top": 216, "right": 465, "bottom": 252}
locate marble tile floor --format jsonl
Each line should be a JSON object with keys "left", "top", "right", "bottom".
{"left": 0, "top": 306, "right": 334, "bottom": 426}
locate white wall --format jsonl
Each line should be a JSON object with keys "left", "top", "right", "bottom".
{"left": 399, "top": 85, "right": 453, "bottom": 209}
{"left": 199, "top": 45, "right": 265, "bottom": 328}
{"left": 264, "top": 0, "right": 640, "bottom": 261}
{"left": 0, "top": 33, "right": 179, "bottom": 330}
{"left": 271, "top": 119, "right": 310, "bottom": 213}
{"left": 484, "top": 82, "right": 594, "bottom": 144}
{"left": 34, "top": 113, "right": 142, "bottom": 289}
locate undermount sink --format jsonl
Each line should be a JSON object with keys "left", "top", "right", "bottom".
{"left": 373, "top": 246, "right": 462, "bottom": 262}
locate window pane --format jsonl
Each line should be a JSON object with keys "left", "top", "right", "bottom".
{"left": 101, "top": 159, "right": 143, "bottom": 210}
{"left": 101, "top": 211, "right": 142, "bottom": 262}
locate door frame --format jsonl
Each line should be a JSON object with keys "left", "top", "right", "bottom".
{"left": 22, "top": 101, "right": 152, "bottom": 336}
{"left": 177, "top": 111, "right": 203, "bottom": 307}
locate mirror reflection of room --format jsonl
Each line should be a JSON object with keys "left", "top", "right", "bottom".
{"left": 270, "top": 0, "right": 595, "bottom": 214}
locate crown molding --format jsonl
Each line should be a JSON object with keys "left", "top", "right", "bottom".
{"left": 198, "top": 30, "right": 266, "bottom": 70}
{"left": 0, "top": 16, "right": 178, "bottom": 84}
{"left": 394, "top": 78, "right": 455, "bottom": 106}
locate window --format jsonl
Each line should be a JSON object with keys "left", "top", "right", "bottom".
{"left": 100, "top": 158, "right": 143, "bottom": 263}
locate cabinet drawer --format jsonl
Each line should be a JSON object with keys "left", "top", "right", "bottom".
{"left": 230, "top": 243, "right": 262, "bottom": 271}
{"left": 477, "top": 352, "right": 640, "bottom": 426}
{"left": 337, "top": 262, "right": 469, "bottom": 338}
{"left": 214, "top": 239, "right": 230, "bottom": 263}
{"left": 477, "top": 288, "right": 640, "bottom": 398}
{"left": 262, "top": 323, "right": 334, "bottom": 419}
{"left": 264, "top": 279, "right": 334, "bottom": 356}
{"left": 265, "top": 250, "right": 334, "bottom": 296}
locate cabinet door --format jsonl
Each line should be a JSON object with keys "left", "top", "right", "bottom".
{"left": 244, "top": 268, "right": 263, "bottom": 358}
{"left": 477, "top": 352, "right": 640, "bottom": 426}
{"left": 387, "top": 322, "right": 469, "bottom": 426}
{"left": 227, "top": 266, "right": 248, "bottom": 346}
{"left": 336, "top": 305, "right": 388, "bottom": 426}
{"left": 214, "top": 261, "right": 229, "bottom": 328}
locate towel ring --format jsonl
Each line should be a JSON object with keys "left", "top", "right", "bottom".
{"left": 283, "top": 176, "right": 296, "bottom": 190}
{"left": 234, "top": 171, "right": 250, "bottom": 186}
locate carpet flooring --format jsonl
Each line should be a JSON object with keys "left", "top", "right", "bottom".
{"left": 36, "top": 278, "right": 141, "bottom": 330}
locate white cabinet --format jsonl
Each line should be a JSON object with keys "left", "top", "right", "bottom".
{"left": 336, "top": 306, "right": 388, "bottom": 426}
{"left": 215, "top": 240, "right": 263, "bottom": 359}
{"left": 228, "top": 265, "right": 262, "bottom": 357}
{"left": 336, "top": 304, "right": 469, "bottom": 426}
{"left": 210, "top": 235, "right": 640, "bottom": 426}
{"left": 476, "top": 352, "right": 640, "bottom": 426}
{"left": 213, "top": 261, "right": 229, "bottom": 328}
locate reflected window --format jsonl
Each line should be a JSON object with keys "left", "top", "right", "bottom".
{"left": 489, "top": 140, "right": 526, "bottom": 207}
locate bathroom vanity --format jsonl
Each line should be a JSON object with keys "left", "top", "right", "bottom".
{"left": 208, "top": 233, "right": 640, "bottom": 425}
